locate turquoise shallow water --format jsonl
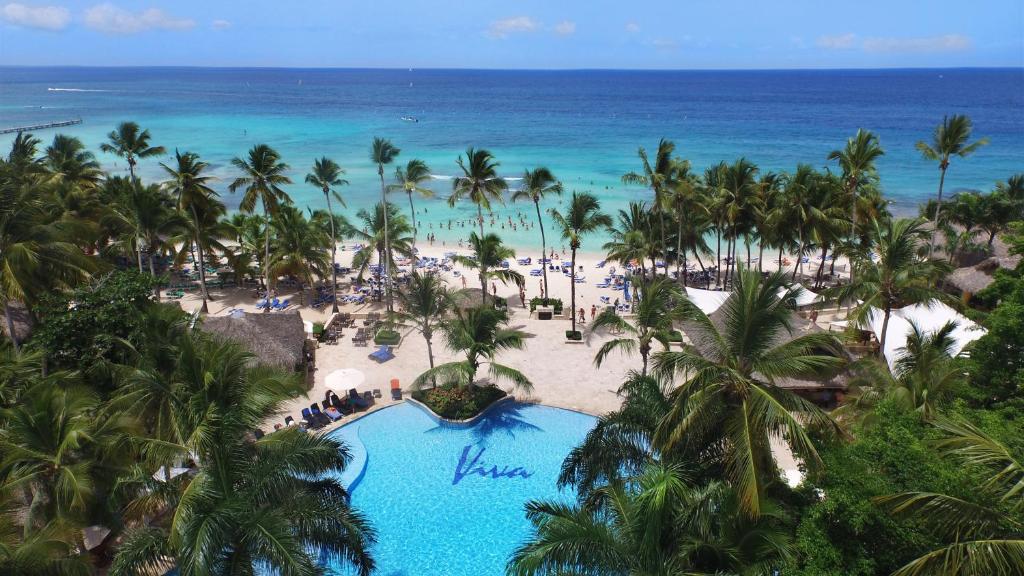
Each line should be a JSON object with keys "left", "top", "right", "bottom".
{"left": 2, "top": 67, "right": 1022, "bottom": 249}
{"left": 326, "top": 401, "right": 595, "bottom": 576}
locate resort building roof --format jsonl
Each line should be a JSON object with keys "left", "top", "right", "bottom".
{"left": 202, "top": 310, "right": 306, "bottom": 369}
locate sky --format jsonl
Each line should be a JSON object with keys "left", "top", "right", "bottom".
{"left": 1, "top": 0, "right": 1022, "bottom": 69}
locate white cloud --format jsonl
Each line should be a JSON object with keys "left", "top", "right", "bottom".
{"left": 211, "top": 19, "right": 231, "bottom": 30}
{"left": 486, "top": 15, "right": 537, "bottom": 39}
{"left": 553, "top": 20, "right": 575, "bottom": 36}
{"left": 625, "top": 22, "right": 640, "bottom": 33}
{"left": 816, "top": 33, "right": 857, "bottom": 50}
{"left": 650, "top": 38, "right": 678, "bottom": 50}
{"left": 863, "top": 34, "right": 971, "bottom": 53}
{"left": 0, "top": 3, "right": 70, "bottom": 30}
{"left": 84, "top": 3, "right": 195, "bottom": 34}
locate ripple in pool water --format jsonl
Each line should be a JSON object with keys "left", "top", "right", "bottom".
{"left": 325, "top": 401, "right": 596, "bottom": 576}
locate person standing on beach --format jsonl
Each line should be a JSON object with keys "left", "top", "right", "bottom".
{"left": 590, "top": 304, "right": 596, "bottom": 321}
{"left": 578, "top": 307, "right": 586, "bottom": 325}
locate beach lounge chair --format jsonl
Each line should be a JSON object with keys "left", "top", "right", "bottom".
{"left": 312, "top": 403, "right": 340, "bottom": 422}
{"left": 348, "top": 388, "right": 371, "bottom": 409}
{"left": 600, "top": 296, "right": 611, "bottom": 304}
{"left": 324, "top": 406, "right": 343, "bottom": 420}
{"left": 390, "top": 378, "right": 402, "bottom": 400}
{"left": 301, "top": 407, "right": 325, "bottom": 429}
{"left": 273, "top": 298, "right": 290, "bottom": 310}
{"left": 596, "top": 260, "right": 606, "bottom": 268}
{"left": 369, "top": 345, "right": 394, "bottom": 363}
{"left": 596, "top": 280, "right": 610, "bottom": 288}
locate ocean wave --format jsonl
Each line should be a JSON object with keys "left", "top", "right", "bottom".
{"left": 429, "top": 174, "right": 453, "bottom": 180}
{"left": 48, "top": 88, "right": 109, "bottom": 92}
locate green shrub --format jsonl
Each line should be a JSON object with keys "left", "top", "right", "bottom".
{"left": 668, "top": 330, "right": 683, "bottom": 342}
{"left": 565, "top": 330, "right": 582, "bottom": 341}
{"left": 374, "top": 329, "right": 400, "bottom": 346}
{"left": 413, "top": 384, "right": 507, "bottom": 420}
{"left": 529, "top": 297, "right": 563, "bottom": 314}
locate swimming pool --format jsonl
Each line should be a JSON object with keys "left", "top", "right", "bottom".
{"left": 325, "top": 400, "right": 596, "bottom": 576}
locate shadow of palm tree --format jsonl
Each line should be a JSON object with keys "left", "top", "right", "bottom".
{"left": 423, "top": 401, "right": 542, "bottom": 441}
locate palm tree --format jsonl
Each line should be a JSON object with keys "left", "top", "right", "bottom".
{"left": 412, "top": 306, "right": 531, "bottom": 392}
{"left": 590, "top": 276, "right": 686, "bottom": 376}
{"left": 917, "top": 115, "right": 989, "bottom": 256}
{"left": 100, "top": 121, "right": 165, "bottom": 182}
{"left": 229, "top": 144, "right": 293, "bottom": 296}
{"left": 512, "top": 167, "right": 563, "bottom": 297}
{"left": 450, "top": 147, "right": 507, "bottom": 239}
{"left": 110, "top": 333, "right": 376, "bottom": 576}
{"left": 622, "top": 139, "right": 678, "bottom": 269}
{"left": 831, "top": 218, "right": 952, "bottom": 353}
{"left": 550, "top": 192, "right": 612, "bottom": 335}
{"left": 370, "top": 138, "right": 401, "bottom": 311}
{"left": 453, "top": 232, "right": 524, "bottom": 305}
{"left": 388, "top": 158, "right": 433, "bottom": 240}
{"left": 828, "top": 129, "right": 885, "bottom": 270}
{"left": 102, "top": 177, "right": 183, "bottom": 278}
{"left": 835, "top": 320, "right": 966, "bottom": 425}
{"left": 509, "top": 463, "right": 792, "bottom": 576}
{"left": 269, "top": 204, "right": 331, "bottom": 305}
{"left": 305, "top": 157, "right": 348, "bottom": 313}
{"left": 350, "top": 203, "right": 415, "bottom": 298}
{"left": 875, "top": 417, "right": 1024, "bottom": 576}
{"left": 0, "top": 175, "right": 94, "bottom": 350}
{"left": 161, "top": 150, "right": 223, "bottom": 313}
{"left": 558, "top": 373, "right": 673, "bottom": 496}
{"left": 665, "top": 161, "right": 704, "bottom": 283}
{"left": 603, "top": 202, "right": 657, "bottom": 279}
{"left": 651, "top": 267, "right": 845, "bottom": 518}
{"left": 0, "top": 381, "right": 133, "bottom": 532}
{"left": 719, "top": 158, "right": 759, "bottom": 285}
{"left": 43, "top": 134, "right": 102, "bottom": 191}
{"left": 391, "top": 271, "right": 455, "bottom": 373}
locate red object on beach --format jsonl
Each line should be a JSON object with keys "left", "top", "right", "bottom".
{"left": 390, "top": 378, "right": 400, "bottom": 391}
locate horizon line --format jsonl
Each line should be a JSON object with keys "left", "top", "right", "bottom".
{"left": 1, "top": 64, "right": 1022, "bottom": 73}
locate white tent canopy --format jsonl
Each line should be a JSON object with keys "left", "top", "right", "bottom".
{"left": 685, "top": 287, "right": 730, "bottom": 315}
{"left": 783, "top": 284, "right": 821, "bottom": 308}
{"left": 866, "top": 300, "right": 987, "bottom": 370}
{"left": 686, "top": 284, "right": 820, "bottom": 317}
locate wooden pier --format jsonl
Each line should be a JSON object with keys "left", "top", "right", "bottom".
{"left": 0, "top": 118, "right": 82, "bottom": 135}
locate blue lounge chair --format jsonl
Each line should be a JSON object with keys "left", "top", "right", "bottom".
{"left": 368, "top": 345, "right": 394, "bottom": 363}
{"left": 301, "top": 408, "right": 324, "bottom": 429}
{"left": 255, "top": 298, "right": 268, "bottom": 309}
{"left": 348, "top": 388, "right": 371, "bottom": 409}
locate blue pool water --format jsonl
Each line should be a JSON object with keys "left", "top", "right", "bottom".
{"left": 325, "top": 401, "right": 596, "bottom": 576}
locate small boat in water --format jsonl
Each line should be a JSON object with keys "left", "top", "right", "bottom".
{"left": 401, "top": 116, "right": 418, "bottom": 123}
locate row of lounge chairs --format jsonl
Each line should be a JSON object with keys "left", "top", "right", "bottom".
{"left": 256, "top": 297, "right": 291, "bottom": 311}
{"left": 369, "top": 345, "right": 394, "bottom": 363}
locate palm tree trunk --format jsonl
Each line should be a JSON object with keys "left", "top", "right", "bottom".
{"left": 676, "top": 218, "right": 685, "bottom": 286}
{"left": 149, "top": 251, "right": 160, "bottom": 300}
{"left": 792, "top": 233, "right": 803, "bottom": 281}
{"left": 378, "top": 167, "right": 393, "bottom": 312}
{"left": 815, "top": 245, "right": 828, "bottom": 288}
{"left": 263, "top": 204, "right": 271, "bottom": 312}
{"left": 191, "top": 206, "right": 210, "bottom": 313}
{"left": 136, "top": 236, "right": 144, "bottom": 273}
{"left": 408, "top": 192, "right": 417, "bottom": 245}
{"left": 716, "top": 230, "right": 722, "bottom": 287}
{"left": 326, "top": 192, "right": 340, "bottom": 314}
{"left": 570, "top": 247, "right": 578, "bottom": 334}
{"left": 4, "top": 301, "right": 20, "bottom": 352}
{"left": 778, "top": 247, "right": 783, "bottom": 269}
{"left": 758, "top": 241, "right": 765, "bottom": 274}
{"left": 480, "top": 269, "right": 488, "bottom": 306}
{"left": 536, "top": 200, "right": 549, "bottom": 301}
{"left": 879, "top": 306, "right": 892, "bottom": 354}
{"left": 477, "top": 204, "right": 485, "bottom": 242}
{"left": 928, "top": 166, "right": 948, "bottom": 258}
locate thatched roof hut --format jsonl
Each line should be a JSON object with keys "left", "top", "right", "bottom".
{"left": 947, "top": 256, "right": 1018, "bottom": 296}
{"left": 202, "top": 311, "right": 306, "bottom": 369}
{"left": 679, "top": 297, "right": 848, "bottom": 400}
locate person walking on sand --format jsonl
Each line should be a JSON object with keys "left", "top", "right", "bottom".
{"left": 590, "top": 304, "right": 596, "bottom": 321}
{"left": 578, "top": 307, "right": 586, "bottom": 325}
{"left": 461, "top": 276, "right": 467, "bottom": 288}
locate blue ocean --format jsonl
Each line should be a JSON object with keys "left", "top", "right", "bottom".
{"left": 2, "top": 67, "right": 1022, "bottom": 248}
